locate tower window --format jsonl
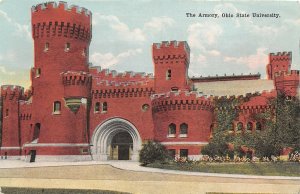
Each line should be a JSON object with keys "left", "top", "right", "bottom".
{"left": 168, "top": 123, "right": 176, "bottom": 137}
{"left": 65, "top": 42, "right": 70, "bottom": 51}
{"left": 166, "top": 69, "right": 171, "bottom": 80}
{"left": 5, "top": 109, "right": 8, "bottom": 117}
{"left": 102, "top": 102, "right": 108, "bottom": 112}
{"left": 35, "top": 68, "right": 41, "bottom": 77}
{"left": 247, "top": 122, "right": 253, "bottom": 131}
{"left": 53, "top": 101, "right": 61, "bottom": 114}
{"left": 32, "top": 123, "right": 41, "bottom": 141}
{"left": 179, "top": 123, "right": 188, "bottom": 137}
{"left": 95, "top": 102, "right": 100, "bottom": 112}
{"left": 44, "top": 42, "right": 49, "bottom": 51}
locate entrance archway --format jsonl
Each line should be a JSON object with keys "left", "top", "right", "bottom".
{"left": 91, "top": 118, "right": 142, "bottom": 161}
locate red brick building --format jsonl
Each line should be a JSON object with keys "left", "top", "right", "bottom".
{"left": 0, "top": 2, "right": 299, "bottom": 162}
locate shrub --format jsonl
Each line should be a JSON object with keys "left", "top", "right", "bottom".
{"left": 139, "top": 140, "right": 171, "bottom": 166}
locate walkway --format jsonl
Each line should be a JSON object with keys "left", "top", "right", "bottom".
{"left": 0, "top": 160, "right": 299, "bottom": 194}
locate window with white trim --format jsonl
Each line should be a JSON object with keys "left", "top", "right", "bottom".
{"left": 179, "top": 123, "right": 188, "bottom": 137}
{"left": 168, "top": 123, "right": 176, "bottom": 137}
{"left": 53, "top": 101, "right": 61, "bottom": 114}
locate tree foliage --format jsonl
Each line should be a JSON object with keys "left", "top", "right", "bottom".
{"left": 202, "top": 94, "right": 300, "bottom": 158}
{"left": 139, "top": 140, "right": 171, "bottom": 166}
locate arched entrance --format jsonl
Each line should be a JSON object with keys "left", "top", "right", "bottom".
{"left": 91, "top": 118, "right": 142, "bottom": 161}
{"left": 111, "top": 132, "right": 133, "bottom": 160}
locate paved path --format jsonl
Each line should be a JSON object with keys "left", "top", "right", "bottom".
{"left": 0, "top": 160, "right": 299, "bottom": 194}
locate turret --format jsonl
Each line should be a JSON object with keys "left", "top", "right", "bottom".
{"left": 274, "top": 70, "right": 300, "bottom": 97}
{"left": 152, "top": 41, "right": 190, "bottom": 93}
{"left": 0, "top": 85, "right": 24, "bottom": 159}
{"left": 266, "top": 52, "right": 291, "bottom": 80}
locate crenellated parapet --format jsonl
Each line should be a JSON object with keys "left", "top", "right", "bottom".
{"left": 90, "top": 66, "right": 154, "bottom": 83}
{"left": 31, "top": 1, "right": 91, "bottom": 42}
{"left": 151, "top": 91, "right": 214, "bottom": 113}
{"left": 0, "top": 85, "right": 24, "bottom": 101}
{"left": 274, "top": 70, "right": 300, "bottom": 96}
{"left": 269, "top": 52, "right": 292, "bottom": 62}
{"left": 92, "top": 84, "right": 155, "bottom": 99}
{"left": 152, "top": 40, "right": 190, "bottom": 65}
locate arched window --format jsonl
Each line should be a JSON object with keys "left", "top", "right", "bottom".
{"left": 180, "top": 123, "right": 188, "bottom": 137}
{"left": 32, "top": 123, "right": 41, "bottom": 141}
{"left": 168, "top": 123, "right": 176, "bottom": 137}
{"left": 256, "top": 122, "right": 262, "bottom": 131}
{"left": 102, "top": 102, "right": 108, "bottom": 112}
{"left": 237, "top": 122, "right": 243, "bottom": 131}
{"left": 53, "top": 101, "right": 61, "bottom": 114}
{"left": 95, "top": 102, "right": 100, "bottom": 112}
{"left": 166, "top": 69, "right": 171, "bottom": 80}
{"left": 247, "top": 122, "right": 253, "bottom": 131}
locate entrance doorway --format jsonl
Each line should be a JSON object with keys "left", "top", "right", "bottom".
{"left": 29, "top": 150, "right": 36, "bottom": 162}
{"left": 111, "top": 132, "right": 133, "bottom": 160}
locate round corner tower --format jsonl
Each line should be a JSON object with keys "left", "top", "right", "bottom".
{"left": 26, "top": 1, "right": 93, "bottom": 162}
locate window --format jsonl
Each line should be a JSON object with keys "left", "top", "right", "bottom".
{"left": 53, "top": 101, "right": 61, "bottom": 114}
{"left": 237, "top": 122, "right": 243, "bottom": 131}
{"left": 32, "top": 123, "right": 41, "bottom": 141}
{"left": 256, "top": 122, "right": 262, "bottom": 131}
{"left": 180, "top": 149, "right": 188, "bottom": 158}
{"left": 166, "top": 69, "right": 171, "bottom": 80}
{"left": 247, "top": 122, "right": 253, "bottom": 131}
{"left": 168, "top": 149, "right": 176, "bottom": 158}
{"left": 142, "top": 104, "right": 150, "bottom": 112}
{"left": 5, "top": 109, "right": 8, "bottom": 117}
{"left": 44, "top": 42, "right": 49, "bottom": 51}
{"left": 168, "top": 123, "right": 176, "bottom": 137}
{"left": 65, "top": 42, "right": 70, "bottom": 51}
{"left": 179, "top": 123, "right": 188, "bottom": 137}
{"left": 95, "top": 102, "right": 100, "bottom": 112}
{"left": 35, "top": 68, "right": 41, "bottom": 77}
{"left": 102, "top": 102, "right": 107, "bottom": 112}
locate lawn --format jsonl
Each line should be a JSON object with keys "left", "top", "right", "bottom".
{"left": 0, "top": 187, "right": 131, "bottom": 194}
{"left": 147, "top": 162, "right": 300, "bottom": 176}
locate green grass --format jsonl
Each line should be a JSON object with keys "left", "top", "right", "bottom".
{"left": 147, "top": 162, "right": 300, "bottom": 177}
{"left": 0, "top": 187, "right": 131, "bottom": 194}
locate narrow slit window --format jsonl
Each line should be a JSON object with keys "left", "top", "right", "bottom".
{"left": 44, "top": 42, "right": 49, "bottom": 51}
{"left": 36, "top": 68, "right": 41, "bottom": 77}
{"left": 65, "top": 42, "right": 70, "bottom": 51}
{"left": 166, "top": 69, "right": 171, "bottom": 80}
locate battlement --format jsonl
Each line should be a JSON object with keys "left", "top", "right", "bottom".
{"left": 90, "top": 66, "right": 154, "bottom": 82}
{"left": 31, "top": 2, "right": 92, "bottom": 41}
{"left": 152, "top": 40, "right": 190, "bottom": 64}
{"left": 151, "top": 90, "right": 214, "bottom": 113}
{"left": 269, "top": 52, "right": 292, "bottom": 62}
{"left": 92, "top": 85, "right": 155, "bottom": 99}
{"left": 275, "top": 70, "right": 300, "bottom": 78}
{"left": 31, "top": 2, "right": 91, "bottom": 16}
{"left": 61, "top": 71, "right": 92, "bottom": 86}
{"left": 0, "top": 85, "right": 24, "bottom": 100}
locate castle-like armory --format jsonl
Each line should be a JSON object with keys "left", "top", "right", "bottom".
{"left": 0, "top": 2, "right": 299, "bottom": 162}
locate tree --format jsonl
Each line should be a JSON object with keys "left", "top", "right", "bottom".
{"left": 139, "top": 140, "right": 171, "bottom": 166}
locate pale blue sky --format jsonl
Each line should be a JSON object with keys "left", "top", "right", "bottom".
{"left": 0, "top": 0, "right": 299, "bottom": 88}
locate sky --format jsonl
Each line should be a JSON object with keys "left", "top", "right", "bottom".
{"left": 0, "top": 0, "right": 299, "bottom": 88}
